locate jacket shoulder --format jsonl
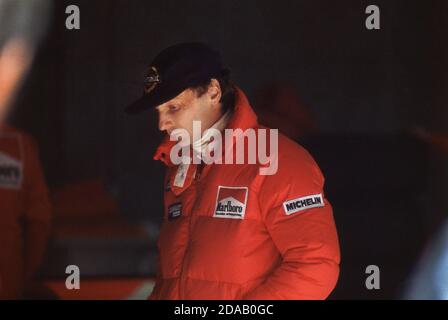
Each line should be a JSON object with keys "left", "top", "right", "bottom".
{"left": 0, "top": 126, "right": 39, "bottom": 158}
{"left": 258, "top": 132, "right": 325, "bottom": 205}
{"left": 277, "top": 133, "right": 323, "bottom": 181}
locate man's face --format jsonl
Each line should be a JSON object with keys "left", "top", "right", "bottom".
{"left": 155, "top": 81, "right": 222, "bottom": 142}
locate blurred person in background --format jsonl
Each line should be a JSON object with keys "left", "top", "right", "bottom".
{"left": 411, "top": 126, "right": 448, "bottom": 154}
{"left": 404, "top": 219, "right": 448, "bottom": 299}
{"left": 252, "top": 82, "right": 316, "bottom": 141}
{"left": 0, "top": 0, "right": 52, "bottom": 299}
{"left": 404, "top": 125, "right": 448, "bottom": 299}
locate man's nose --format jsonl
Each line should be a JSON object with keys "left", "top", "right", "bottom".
{"left": 158, "top": 114, "right": 172, "bottom": 132}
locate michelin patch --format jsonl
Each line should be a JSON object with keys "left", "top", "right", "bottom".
{"left": 283, "top": 193, "right": 324, "bottom": 215}
{"left": 213, "top": 186, "right": 248, "bottom": 219}
{"left": 168, "top": 202, "right": 182, "bottom": 220}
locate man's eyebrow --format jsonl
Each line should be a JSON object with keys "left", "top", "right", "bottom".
{"left": 155, "top": 99, "right": 185, "bottom": 111}
{"left": 170, "top": 100, "right": 184, "bottom": 107}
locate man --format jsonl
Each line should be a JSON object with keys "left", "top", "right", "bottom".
{"left": 126, "top": 43, "right": 340, "bottom": 299}
{"left": 0, "top": 0, "right": 52, "bottom": 299}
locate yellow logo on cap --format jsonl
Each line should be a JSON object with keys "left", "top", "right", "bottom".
{"left": 144, "top": 66, "right": 161, "bottom": 93}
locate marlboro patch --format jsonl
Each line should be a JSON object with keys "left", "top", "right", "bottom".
{"left": 213, "top": 186, "right": 248, "bottom": 219}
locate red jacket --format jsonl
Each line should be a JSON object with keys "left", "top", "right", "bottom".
{"left": 0, "top": 125, "right": 52, "bottom": 299}
{"left": 149, "top": 87, "right": 340, "bottom": 300}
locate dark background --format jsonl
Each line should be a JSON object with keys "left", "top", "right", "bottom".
{"left": 9, "top": 0, "right": 448, "bottom": 299}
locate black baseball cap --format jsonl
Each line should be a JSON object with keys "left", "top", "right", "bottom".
{"left": 125, "top": 42, "right": 229, "bottom": 114}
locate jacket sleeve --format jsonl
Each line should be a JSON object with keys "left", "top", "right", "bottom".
{"left": 242, "top": 149, "right": 340, "bottom": 300}
{"left": 22, "top": 134, "right": 52, "bottom": 281}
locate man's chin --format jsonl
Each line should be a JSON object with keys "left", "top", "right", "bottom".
{"left": 168, "top": 129, "right": 191, "bottom": 146}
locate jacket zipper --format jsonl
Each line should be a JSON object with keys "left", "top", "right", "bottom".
{"left": 178, "top": 162, "right": 204, "bottom": 299}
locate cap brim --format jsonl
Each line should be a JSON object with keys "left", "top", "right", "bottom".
{"left": 125, "top": 83, "right": 185, "bottom": 114}
{"left": 125, "top": 68, "right": 230, "bottom": 114}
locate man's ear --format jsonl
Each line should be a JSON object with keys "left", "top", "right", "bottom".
{"left": 208, "top": 78, "right": 222, "bottom": 106}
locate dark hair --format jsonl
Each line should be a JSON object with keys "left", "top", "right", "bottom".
{"left": 192, "top": 71, "right": 236, "bottom": 114}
